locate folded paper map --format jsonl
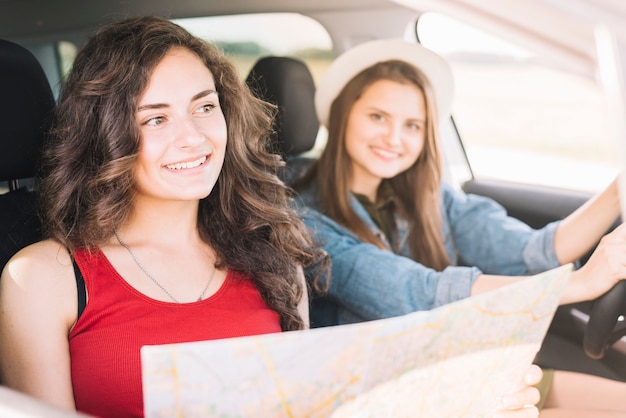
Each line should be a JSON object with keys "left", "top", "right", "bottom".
{"left": 142, "top": 263, "right": 572, "bottom": 417}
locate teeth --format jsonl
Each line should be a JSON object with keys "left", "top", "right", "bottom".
{"left": 166, "top": 156, "right": 207, "bottom": 170}
{"left": 373, "top": 148, "right": 399, "bottom": 158}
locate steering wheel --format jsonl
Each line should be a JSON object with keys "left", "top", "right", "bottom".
{"left": 583, "top": 280, "right": 626, "bottom": 359}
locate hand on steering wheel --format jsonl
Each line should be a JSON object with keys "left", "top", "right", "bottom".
{"left": 584, "top": 280, "right": 626, "bottom": 359}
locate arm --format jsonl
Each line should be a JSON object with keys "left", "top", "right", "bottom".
{"left": 553, "top": 175, "right": 621, "bottom": 264}
{"left": 558, "top": 220, "right": 626, "bottom": 303}
{"left": 300, "top": 206, "right": 480, "bottom": 321}
{"left": 472, "top": 222, "right": 626, "bottom": 304}
{"left": 443, "top": 183, "right": 560, "bottom": 275}
{"left": 0, "top": 240, "right": 78, "bottom": 410}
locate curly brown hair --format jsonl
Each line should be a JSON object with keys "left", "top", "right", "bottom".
{"left": 40, "top": 15, "right": 324, "bottom": 331}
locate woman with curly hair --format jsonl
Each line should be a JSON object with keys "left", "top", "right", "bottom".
{"left": 0, "top": 15, "right": 322, "bottom": 417}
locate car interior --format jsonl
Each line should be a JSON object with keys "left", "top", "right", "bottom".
{"left": 1, "top": 0, "right": 626, "bottom": 413}
{"left": 0, "top": 39, "right": 51, "bottom": 273}
{"left": 245, "top": 55, "right": 319, "bottom": 186}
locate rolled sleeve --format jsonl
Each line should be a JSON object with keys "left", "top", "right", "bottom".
{"left": 299, "top": 205, "right": 478, "bottom": 323}
{"left": 443, "top": 183, "right": 561, "bottom": 275}
{"left": 434, "top": 265, "right": 482, "bottom": 309}
{"left": 522, "top": 221, "right": 560, "bottom": 273}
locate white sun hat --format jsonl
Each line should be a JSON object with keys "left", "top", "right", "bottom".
{"left": 314, "top": 38, "right": 454, "bottom": 127}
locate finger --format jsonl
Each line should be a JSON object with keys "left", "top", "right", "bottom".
{"left": 500, "top": 387, "right": 541, "bottom": 410}
{"left": 523, "top": 364, "right": 543, "bottom": 386}
{"left": 493, "top": 405, "right": 539, "bottom": 418}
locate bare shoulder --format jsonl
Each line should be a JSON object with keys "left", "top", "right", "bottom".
{"left": 0, "top": 242, "right": 77, "bottom": 401}
{"left": 1, "top": 239, "right": 74, "bottom": 301}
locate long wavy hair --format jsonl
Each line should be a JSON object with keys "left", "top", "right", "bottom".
{"left": 300, "top": 60, "right": 450, "bottom": 270}
{"left": 40, "top": 15, "right": 324, "bottom": 331}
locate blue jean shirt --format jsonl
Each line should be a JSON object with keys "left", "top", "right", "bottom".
{"left": 296, "top": 181, "right": 560, "bottom": 327}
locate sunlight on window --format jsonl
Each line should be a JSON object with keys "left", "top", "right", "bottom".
{"left": 418, "top": 13, "right": 532, "bottom": 60}
{"left": 418, "top": 13, "right": 619, "bottom": 192}
{"left": 174, "top": 13, "right": 333, "bottom": 80}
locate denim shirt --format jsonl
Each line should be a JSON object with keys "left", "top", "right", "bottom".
{"left": 296, "top": 181, "right": 560, "bottom": 327}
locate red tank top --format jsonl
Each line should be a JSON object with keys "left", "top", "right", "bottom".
{"left": 69, "top": 248, "right": 281, "bottom": 418}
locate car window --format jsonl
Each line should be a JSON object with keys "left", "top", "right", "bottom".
{"left": 57, "top": 41, "right": 78, "bottom": 82}
{"left": 173, "top": 13, "right": 333, "bottom": 83}
{"left": 46, "top": 14, "right": 333, "bottom": 96}
{"left": 416, "top": 12, "right": 619, "bottom": 192}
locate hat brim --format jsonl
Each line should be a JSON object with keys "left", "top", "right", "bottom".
{"left": 315, "top": 39, "right": 454, "bottom": 127}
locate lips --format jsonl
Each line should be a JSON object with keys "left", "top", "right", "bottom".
{"left": 165, "top": 155, "right": 207, "bottom": 170}
{"left": 371, "top": 146, "right": 401, "bottom": 159}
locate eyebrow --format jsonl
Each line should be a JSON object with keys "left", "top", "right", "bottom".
{"left": 369, "top": 106, "right": 426, "bottom": 123}
{"left": 137, "top": 89, "right": 218, "bottom": 112}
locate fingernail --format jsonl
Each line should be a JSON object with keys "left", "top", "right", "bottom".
{"left": 500, "top": 395, "right": 514, "bottom": 409}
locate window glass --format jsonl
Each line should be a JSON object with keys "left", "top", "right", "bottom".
{"left": 417, "top": 13, "right": 618, "bottom": 192}
{"left": 173, "top": 13, "right": 333, "bottom": 83}
{"left": 58, "top": 41, "right": 77, "bottom": 81}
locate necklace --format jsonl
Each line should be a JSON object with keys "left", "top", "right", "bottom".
{"left": 114, "top": 229, "right": 216, "bottom": 303}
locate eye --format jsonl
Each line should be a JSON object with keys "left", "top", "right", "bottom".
{"left": 196, "top": 103, "right": 216, "bottom": 115}
{"left": 144, "top": 116, "right": 166, "bottom": 127}
{"left": 407, "top": 123, "right": 420, "bottom": 131}
{"left": 369, "top": 112, "right": 385, "bottom": 122}
{"left": 407, "top": 121, "right": 424, "bottom": 132}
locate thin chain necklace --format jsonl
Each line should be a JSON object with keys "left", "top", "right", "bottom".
{"left": 114, "top": 229, "right": 216, "bottom": 303}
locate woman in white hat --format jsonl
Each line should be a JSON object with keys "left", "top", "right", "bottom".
{"left": 296, "top": 39, "right": 626, "bottom": 416}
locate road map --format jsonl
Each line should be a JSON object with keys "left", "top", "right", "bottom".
{"left": 141, "top": 264, "right": 572, "bottom": 417}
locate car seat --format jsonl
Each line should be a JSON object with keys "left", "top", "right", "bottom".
{"left": 245, "top": 56, "right": 319, "bottom": 185}
{"left": 246, "top": 56, "right": 336, "bottom": 328}
{"left": 0, "top": 39, "right": 55, "bottom": 272}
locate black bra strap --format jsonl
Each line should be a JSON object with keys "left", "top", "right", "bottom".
{"left": 72, "top": 258, "right": 87, "bottom": 320}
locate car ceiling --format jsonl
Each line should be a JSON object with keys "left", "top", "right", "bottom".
{"left": 394, "top": 0, "right": 626, "bottom": 79}
{"left": 2, "top": 0, "right": 626, "bottom": 82}
{"left": 0, "top": 0, "right": 395, "bottom": 40}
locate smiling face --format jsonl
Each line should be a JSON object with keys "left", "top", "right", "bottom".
{"left": 134, "top": 47, "right": 227, "bottom": 203}
{"left": 344, "top": 79, "right": 426, "bottom": 200}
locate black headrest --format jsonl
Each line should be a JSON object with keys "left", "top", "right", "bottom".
{"left": 246, "top": 56, "right": 318, "bottom": 156}
{"left": 0, "top": 40, "right": 55, "bottom": 181}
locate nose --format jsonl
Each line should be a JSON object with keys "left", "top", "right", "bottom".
{"left": 174, "top": 115, "right": 205, "bottom": 148}
{"left": 383, "top": 123, "right": 403, "bottom": 147}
